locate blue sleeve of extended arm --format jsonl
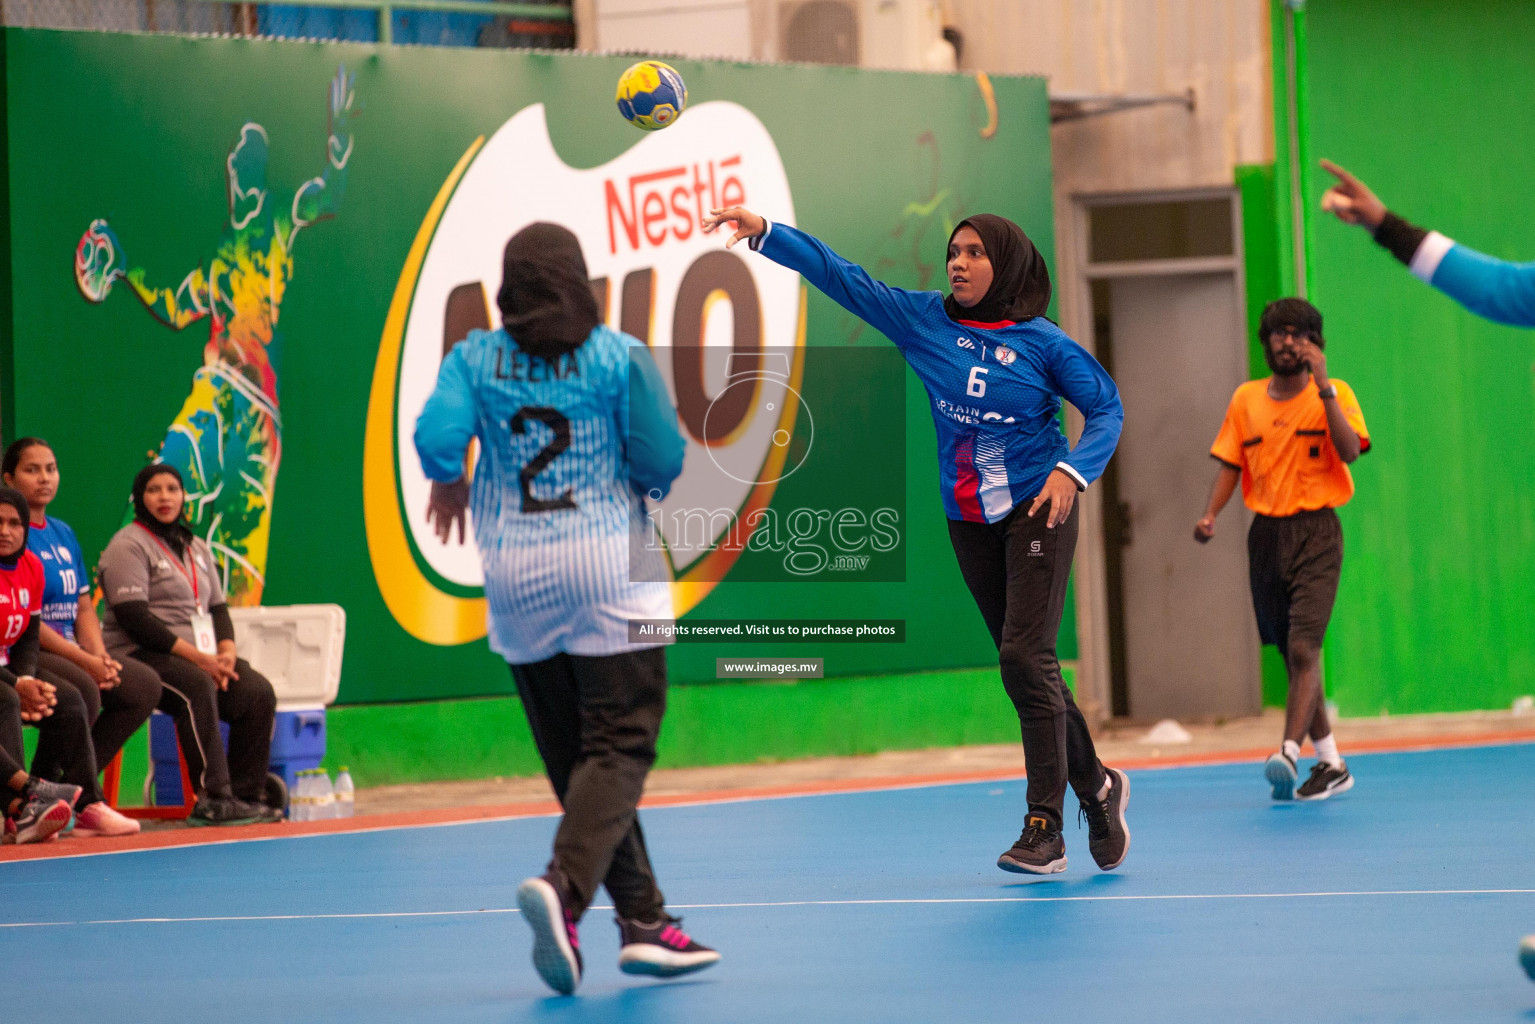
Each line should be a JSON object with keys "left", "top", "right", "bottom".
{"left": 1431, "top": 244, "right": 1535, "bottom": 328}
{"left": 413, "top": 344, "right": 479, "bottom": 482}
{"left": 1051, "top": 335, "right": 1123, "bottom": 488}
{"left": 622, "top": 341, "right": 686, "bottom": 499}
{"left": 755, "top": 222, "right": 929, "bottom": 347}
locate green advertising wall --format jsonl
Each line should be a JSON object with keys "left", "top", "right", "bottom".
{"left": 1264, "top": 0, "right": 1535, "bottom": 716}
{"left": 0, "top": 30, "right": 1063, "bottom": 781}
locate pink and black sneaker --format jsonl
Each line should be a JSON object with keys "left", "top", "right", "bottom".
{"left": 616, "top": 914, "right": 721, "bottom": 978}
{"left": 11, "top": 795, "right": 73, "bottom": 845}
{"left": 516, "top": 873, "right": 583, "bottom": 995}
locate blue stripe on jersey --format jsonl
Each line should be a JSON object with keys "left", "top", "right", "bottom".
{"left": 756, "top": 222, "right": 1124, "bottom": 522}
{"left": 414, "top": 325, "right": 682, "bottom": 663}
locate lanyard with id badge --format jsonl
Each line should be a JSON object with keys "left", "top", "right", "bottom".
{"left": 136, "top": 524, "right": 218, "bottom": 654}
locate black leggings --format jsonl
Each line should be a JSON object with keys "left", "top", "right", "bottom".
{"left": 126, "top": 650, "right": 276, "bottom": 803}
{"left": 36, "top": 652, "right": 161, "bottom": 771}
{"left": 0, "top": 675, "right": 103, "bottom": 808}
{"left": 510, "top": 648, "right": 668, "bottom": 922}
{"left": 0, "top": 683, "right": 24, "bottom": 780}
{"left": 947, "top": 503, "right": 1106, "bottom": 831}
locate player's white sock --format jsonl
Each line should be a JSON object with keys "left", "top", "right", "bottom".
{"left": 1314, "top": 734, "right": 1342, "bottom": 767}
{"left": 1282, "top": 739, "right": 1301, "bottom": 762}
{"left": 1096, "top": 775, "right": 1112, "bottom": 801}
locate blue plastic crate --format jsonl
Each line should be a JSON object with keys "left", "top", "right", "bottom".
{"left": 148, "top": 713, "right": 227, "bottom": 806}
{"left": 148, "top": 708, "right": 326, "bottom": 808}
{"left": 268, "top": 708, "right": 327, "bottom": 797}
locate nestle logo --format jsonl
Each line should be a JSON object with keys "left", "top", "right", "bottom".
{"left": 606, "top": 157, "right": 746, "bottom": 255}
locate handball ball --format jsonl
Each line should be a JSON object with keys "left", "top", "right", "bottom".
{"left": 616, "top": 61, "right": 688, "bottom": 131}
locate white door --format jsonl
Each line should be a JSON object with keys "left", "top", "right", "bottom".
{"left": 1108, "top": 273, "right": 1260, "bottom": 720}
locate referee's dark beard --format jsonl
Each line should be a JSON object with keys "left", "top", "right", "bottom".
{"left": 1263, "top": 343, "right": 1304, "bottom": 375}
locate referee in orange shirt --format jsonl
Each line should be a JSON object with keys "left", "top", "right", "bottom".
{"left": 1194, "top": 298, "right": 1370, "bottom": 802}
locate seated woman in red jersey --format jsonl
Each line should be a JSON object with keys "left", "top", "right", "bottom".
{"left": 98, "top": 465, "right": 280, "bottom": 827}
{"left": 0, "top": 486, "right": 107, "bottom": 841}
{"left": 0, "top": 677, "right": 82, "bottom": 845}
{"left": 4, "top": 438, "right": 160, "bottom": 836}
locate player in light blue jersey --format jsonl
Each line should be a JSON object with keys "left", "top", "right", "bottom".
{"left": 704, "top": 206, "right": 1130, "bottom": 877}
{"left": 1320, "top": 160, "right": 1535, "bottom": 983}
{"left": 1322, "top": 159, "right": 1535, "bottom": 328}
{"left": 414, "top": 223, "right": 717, "bottom": 996}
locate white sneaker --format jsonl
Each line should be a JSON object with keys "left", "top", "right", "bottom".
{"left": 73, "top": 802, "right": 142, "bottom": 837}
{"left": 1264, "top": 751, "right": 1297, "bottom": 801}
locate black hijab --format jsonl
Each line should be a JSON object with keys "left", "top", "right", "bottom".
{"left": 0, "top": 487, "right": 29, "bottom": 569}
{"left": 131, "top": 463, "right": 195, "bottom": 559}
{"left": 943, "top": 214, "right": 1053, "bottom": 325}
{"left": 496, "top": 222, "right": 600, "bottom": 363}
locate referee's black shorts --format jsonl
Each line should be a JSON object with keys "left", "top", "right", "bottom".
{"left": 1247, "top": 507, "right": 1343, "bottom": 660}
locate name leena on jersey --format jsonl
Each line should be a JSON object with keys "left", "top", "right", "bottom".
{"left": 495, "top": 347, "right": 582, "bottom": 383}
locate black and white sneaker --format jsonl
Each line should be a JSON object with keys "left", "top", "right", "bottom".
{"left": 997, "top": 815, "right": 1067, "bottom": 874}
{"left": 616, "top": 914, "right": 721, "bottom": 978}
{"left": 187, "top": 796, "right": 265, "bottom": 827}
{"left": 1080, "top": 767, "right": 1131, "bottom": 870}
{"left": 517, "top": 873, "right": 583, "bottom": 995}
{"left": 1265, "top": 751, "right": 1298, "bottom": 801}
{"left": 1296, "top": 761, "right": 1353, "bottom": 801}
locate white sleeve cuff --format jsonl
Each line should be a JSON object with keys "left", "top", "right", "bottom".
{"left": 1409, "top": 230, "right": 1454, "bottom": 283}
{"left": 1055, "top": 462, "right": 1088, "bottom": 491}
{"left": 748, "top": 219, "right": 774, "bottom": 251}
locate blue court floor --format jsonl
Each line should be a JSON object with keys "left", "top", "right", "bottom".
{"left": 4, "top": 742, "right": 1534, "bottom": 1023}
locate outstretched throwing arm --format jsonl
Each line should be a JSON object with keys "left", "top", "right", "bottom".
{"left": 75, "top": 218, "right": 211, "bottom": 329}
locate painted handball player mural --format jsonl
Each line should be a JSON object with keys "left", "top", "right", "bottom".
{"left": 73, "top": 66, "right": 356, "bottom": 604}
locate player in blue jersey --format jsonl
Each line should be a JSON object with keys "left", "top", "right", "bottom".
{"left": 3, "top": 439, "right": 160, "bottom": 837}
{"left": 415, "top": 223, "right": 718, "bottom": 996}
{"left": 704, "top": 206, "right": 1130, "bottom": 876}
{"left": 1321, "top": 160, "right": 1535, "bottom": 328}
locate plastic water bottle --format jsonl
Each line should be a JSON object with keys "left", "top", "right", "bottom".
{"left": 317, "top": 769, "right": 337, "bottom": 821}
{"left": 334, "top": 767, "right": 355, "bottom": 819}
{"left": 305, "top": 770, "right": 320, "bottom": 821}
{"left": 292, "top": 771, "right": 311, "bottom": 822}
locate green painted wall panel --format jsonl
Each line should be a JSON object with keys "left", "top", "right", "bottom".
{"left": 0, "top": 30, "right": 1064, "bottom": 714}
{"left": 1291, "top": 0, "right": 1535, "bottom": 715}
{"left": 320, "top": 664, "right": 1044, "bottom": 787}
{"left": 1234, "top": 161, "right": 1290, "bottom": 710}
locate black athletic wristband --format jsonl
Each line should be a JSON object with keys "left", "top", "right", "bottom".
{"left": 1372, "top": 211, "right": 1428, "bottom": 267}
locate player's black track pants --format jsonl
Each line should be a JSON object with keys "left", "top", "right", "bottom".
{"left": 947, "top": 502, "right": 1106, "bottom": 832}
{"left": 510, "top": 647, "right": 667, "bottom": 923}
{"left": 126, "top": 649, "right": 276, "bottom": 803}
{"left": 0, "top": 671, "right": 101, "bottom": 807}
{"left": 36, "top": 651, "right": 161, "bottom": 776}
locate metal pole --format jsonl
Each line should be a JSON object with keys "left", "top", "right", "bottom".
{"left": 1284, "top": 0, "right": 1307, "bottom": 298}
{"left": 378, "top": 2, "right": 392, "bottom": 44}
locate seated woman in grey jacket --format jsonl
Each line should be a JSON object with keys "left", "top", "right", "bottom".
{"left": 98, "top": 464, "right": 280, "bottom": 826}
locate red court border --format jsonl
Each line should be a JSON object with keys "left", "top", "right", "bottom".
{"left": 5, "top": 727, "right": 1534, "bottom": 864}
